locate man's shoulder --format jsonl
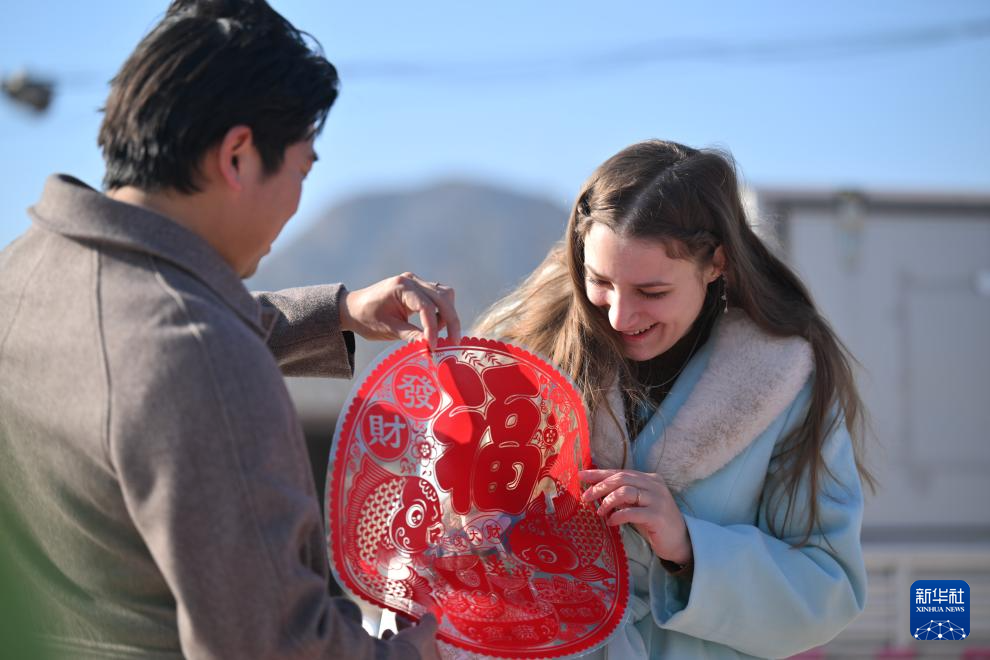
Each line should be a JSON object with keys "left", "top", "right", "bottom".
{"left": 98, "top": 249, "right": 274, "bottom": 384}
{"left": 99, "top": 248, "right": 253, "bottom": 335}
{"left": 99, "top": 252, "right": 291, "bottom": 445}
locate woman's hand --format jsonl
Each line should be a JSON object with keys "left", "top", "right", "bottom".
{"left": 579, "top": 469, "right": 693, "bottom": 566}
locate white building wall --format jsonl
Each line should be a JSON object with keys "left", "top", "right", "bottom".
{"left": 783, "top": 205, "right": 990, "bottom": 533}
{"left": 759, "top": 191, "right": 990, "bottom": 656}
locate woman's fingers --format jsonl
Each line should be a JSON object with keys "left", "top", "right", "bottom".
{"left": 577, "top": 468, "right": 619, "bottom": 485}
{"left": 578, "top": 471, "right": 692, "bottom": 565}
{"left": 578, "top": 469, "right": 625, "bottom": 501}
{"left": 596, "top": 483, "right": 646, "bottom": 519}
{"left": 579, "top": 469, "right": 659, "bottom": 503}
{"left": 605, "top": 504, "right": 661, "bottom": 528}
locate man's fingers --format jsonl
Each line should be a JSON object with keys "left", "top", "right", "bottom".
{"left": 416, "top": 613, "right": 438, "bottom": 631}
{"left": 398, "top": 288, "right": 439, "bottom": 348}
{"left": 404, "top": 274, "right": 461, "bottom": 344}
{"left": 394, "top": 321, "right": 426, "bottom": 344}
{"left": 419, "top": 304, "right": 439, "bottom": 349}
{"left": 344, "top": 274, "right": 461, "bottom": 347}
{"left": 432, "top": 283, "right": 461, "bottom": 343}
{"left": 390, "top": 613, "right": 440, "bottom": 659}
{"left": 394, "top": 614, "right": 416, "bottom": 631}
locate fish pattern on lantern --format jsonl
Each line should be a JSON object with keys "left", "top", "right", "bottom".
{"left": 327, "top": 338, "right": 629, "bottom": 658}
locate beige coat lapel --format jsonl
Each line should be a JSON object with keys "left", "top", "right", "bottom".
{"left": 589, "top": 310, "right": 813, "bottom": 492}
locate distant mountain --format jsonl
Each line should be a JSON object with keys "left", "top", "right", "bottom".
{"left": 247, "top": 179, "right": 570, "bottom": 424}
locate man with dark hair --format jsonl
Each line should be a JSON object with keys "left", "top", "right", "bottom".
{"left": 0, "top": 1, "right": 455, "bottom": 658}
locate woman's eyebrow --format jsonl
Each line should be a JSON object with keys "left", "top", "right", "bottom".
{"left": 585, "top": 264, "right": 672, "bottom": 288}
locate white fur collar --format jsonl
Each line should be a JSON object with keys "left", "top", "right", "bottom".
{"left": 589, "top": 309, "right": 814, "bottom": 492}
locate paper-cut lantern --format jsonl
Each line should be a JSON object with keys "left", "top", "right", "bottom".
{"left": 326, "top": 338, "right": 629, "bottom": 658}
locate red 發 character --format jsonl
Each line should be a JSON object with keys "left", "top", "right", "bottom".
{"left": 433, "top": 356, "right": 550, "bottom": 515}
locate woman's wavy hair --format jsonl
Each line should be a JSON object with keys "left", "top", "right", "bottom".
{"left": 477, "top": 139, "right": 874, "bottom": 545}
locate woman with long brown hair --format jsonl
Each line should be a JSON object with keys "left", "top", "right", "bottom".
{"left": 476, "top": 140, "right": 872, "bottom": 658}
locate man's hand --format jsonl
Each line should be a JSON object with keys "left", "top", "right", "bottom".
{"left": 386, "top": 613, "right": 440, "bottom": 659}
{"left": 339, "top": 273, "right": 461, "bottom": 349}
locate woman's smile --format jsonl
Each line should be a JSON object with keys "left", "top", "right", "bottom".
{"left": 620, "top": 322, "right": 659, "bottom": 340}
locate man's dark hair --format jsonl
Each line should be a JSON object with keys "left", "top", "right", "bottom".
{"left": 99, "top": 0, "right": 339, "bottom": 193}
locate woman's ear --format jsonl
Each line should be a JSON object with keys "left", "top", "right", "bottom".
{"left": 708, "top": 245, "right": 727, "bottom": 283}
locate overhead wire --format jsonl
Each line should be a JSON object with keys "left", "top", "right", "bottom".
{"left": 337, "top": 17, "right": 990, "bottom": 83}
{"left": 4, "top": 16, "right": 990, "bottom": 96}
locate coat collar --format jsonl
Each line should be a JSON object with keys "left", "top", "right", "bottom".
{"left": 589, "top": 309, "right": 814, "bottom": 492}
{"left": 29, "top": 174, "right": 273, "bottom": 336}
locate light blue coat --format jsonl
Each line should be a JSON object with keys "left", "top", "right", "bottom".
{"left": 586, "top": 312, "right": 867, "bottom": 659}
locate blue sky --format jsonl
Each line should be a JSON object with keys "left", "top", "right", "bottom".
{"left": 1, "top": 1, "right": 988, "bottom": 252}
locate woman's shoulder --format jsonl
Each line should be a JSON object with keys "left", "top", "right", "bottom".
{"left": 711, "top": 309, "right": 813, "bottom": 386}
{"left": 699, "top": 309, "right": 815, "bottom": 439}
{"left": 646, "top": 311, "right": 814, "bottom": 490}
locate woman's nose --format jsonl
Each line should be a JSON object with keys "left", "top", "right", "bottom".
{"left": 607, "top": 291, "right": 638, "bottom": 332}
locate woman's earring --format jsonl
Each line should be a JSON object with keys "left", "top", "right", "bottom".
{"left": 720, "top": 274, "right": 728, "bottom": 314}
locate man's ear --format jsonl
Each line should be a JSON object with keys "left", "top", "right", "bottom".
{"left": 215, "top": 125, "right": 254, "bottom": 192}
